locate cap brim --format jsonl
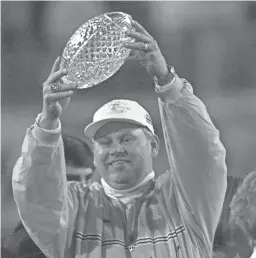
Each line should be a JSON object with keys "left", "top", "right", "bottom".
{"left": 84, "top": 118, "right": 145, "bottom": 139}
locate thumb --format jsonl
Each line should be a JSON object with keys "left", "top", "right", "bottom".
{"left": 59, "top": 95, "right": 71, "bottom": 109}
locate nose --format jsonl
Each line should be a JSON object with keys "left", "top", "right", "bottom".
{"left": 109, "top": 141, "right": 126, "bottom": 155}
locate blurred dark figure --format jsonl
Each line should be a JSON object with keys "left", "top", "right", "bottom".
{"left": 1, "top": 146, "right": 12, "bottom": 200}
{"left": 1, "top": 222, "right": 46, "bottom": 257}
{"left": 229, "top": 170, "right": 256, "bottom": 258}
{"left": 213, "top": 176, "right": 243, "bottom": 249}
{"left": 213, "top": 171, "right": 256, "bottom": 258}
{"left": 63, "top": 133, "right": 95, "bottom": 184}
{"left": 1, "top": 134, "right": 94, "bottom": 258}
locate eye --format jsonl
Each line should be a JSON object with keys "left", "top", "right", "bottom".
{"left": 122, "top": 135, "right": 134, "bottom": 143}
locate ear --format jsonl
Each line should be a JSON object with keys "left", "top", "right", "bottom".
{"left": 151, "top": 134, "right": 159, "bottom": 157}
{"left": 93, "top": 146, "right": 97, "bottom": 167}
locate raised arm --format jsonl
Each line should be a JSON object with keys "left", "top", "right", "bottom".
{"left": 124, "top": 20, "right": 227, "bottom": 246}
{"left": 12, "top": 57, "right": 79, "bottom": 258}
{"left": 156, "top": 76, "right": 227, "bottom": 244}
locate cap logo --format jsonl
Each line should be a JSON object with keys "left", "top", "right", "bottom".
{"left": 109, "top": 101, "right": 131, "bottom": 113}
{"left": 145, "top": 113, "right": 152, "bottom": 125}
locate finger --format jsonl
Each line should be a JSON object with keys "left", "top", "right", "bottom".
{"left": 46, "top": 69, "right": 68, "bottom": 84}
{"left": 57, "top": 83, "right": 78, "bottom": 92}
{"left": 44, "top": 82, "right": 77, "bottom": 95}
{"left": 50, "top": 57, "right": 61, "bottom": 74}
{"left": 124, "top": 42, "right": 152, "bottom": 51}
{"left": 125, "top": 55, "right": 141, "bottom": 61}
{"left": 125, "top": 53, "right": 145, "bottom": 62}
{"left": 131, "top": 20, "right": 153, "bottom": 39}
{"left": 45, "top": 91, "right": 74, "bottom": 103}
{"left": 124, "top": 49, "right": 138, "bottom": 61}
{"left": 128, "top": 49, "right": 138, "bottom": 56}
{"left": 125, "top": 30, "right": 151, "bottom": 43}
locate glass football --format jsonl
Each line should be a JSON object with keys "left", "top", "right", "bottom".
{"left": 60, "top": 12, "right": 135, "bottom": 89}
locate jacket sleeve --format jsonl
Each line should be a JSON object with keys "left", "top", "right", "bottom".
{"left": 12, "top": 116, "right": 82, "bottom": 258}
{"left": 156, "top": 76, "right": 227, "bottom": 245}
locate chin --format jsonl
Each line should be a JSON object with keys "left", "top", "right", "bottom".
{"left": 109, "top": 177, "right": 135, "bottom": 189}
{"left": 108, "top": 168, "right": 132, "bottom": 180}
{"left": 112, "top": 176, "right": 132, "bottom": 184}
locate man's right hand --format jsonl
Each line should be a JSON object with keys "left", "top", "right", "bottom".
{"left": 40, "top": 57, "right": 77, "bottom": 130}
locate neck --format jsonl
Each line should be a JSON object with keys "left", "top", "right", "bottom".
{"left": 101, "top": 171, "right": 155, "bottom": 203}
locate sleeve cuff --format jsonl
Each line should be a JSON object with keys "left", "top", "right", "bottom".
{"left": 32, "top": 114, "right": 61, "bottom": 145}
{"left": 155, "top": 76, "right": 193, "bottom": 104}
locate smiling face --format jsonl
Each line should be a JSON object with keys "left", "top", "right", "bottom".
{"left": 93, "top": 122, "right": 158, "bottom": 190}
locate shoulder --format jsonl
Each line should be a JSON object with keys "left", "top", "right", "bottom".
{"left": 67, "top": 181, "right": 104, "bottom": 199}
{"left": 155, "top": 170, "right": 176, "bottom": 197}
{"left": 156, "top": 170, "right": 173, "bottom": 185}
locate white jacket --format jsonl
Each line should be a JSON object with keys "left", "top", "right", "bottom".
{"left": 12, "top": 76, "right": 227, "bottom": 258}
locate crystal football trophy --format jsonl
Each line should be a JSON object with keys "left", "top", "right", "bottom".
{"left": 60, "top": 12, "right": 135, "bottom": 89}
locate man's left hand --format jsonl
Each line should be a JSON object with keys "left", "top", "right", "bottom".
{"left": 124, "top": 20, "right": 169, "bottom": 78}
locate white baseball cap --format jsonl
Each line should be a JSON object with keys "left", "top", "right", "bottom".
{"left": 84, "top": 99, "right": 154, "bottom": 139}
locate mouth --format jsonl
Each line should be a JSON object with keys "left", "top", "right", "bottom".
{"left": 108, "top": 160, "right": 130, "bottom": 166}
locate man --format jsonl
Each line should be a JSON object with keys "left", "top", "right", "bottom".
{"left": 2, "top": 134, "right": 94, "bottom": 257}
{"left": 229, "top": 170, "right": 256, "bottom": 258}
{"left": 12, "top": 20, "right": 227, "bottom": 258}
{"left": 212, "top": 175, "right": 253, "bottom": 258}
{"left": 63, "top": 134, "right": 94, "bottom": 184}
{"left": 213, "top": 175, "right": 243, "bottom": 251}
{"left": 213, "top": 171, "right": 256, "bottom": 258}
